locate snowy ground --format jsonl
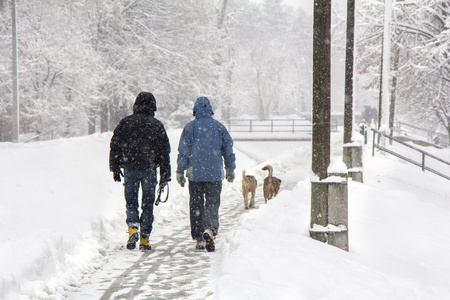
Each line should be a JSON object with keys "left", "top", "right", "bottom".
{"left": 1, "top": 128, "right": 450, "bottom": 299}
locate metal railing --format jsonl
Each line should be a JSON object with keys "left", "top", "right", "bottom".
{"left": 24, "top": 125, "right": 70, "bottom": 143}
{"left": 223, "top": 118, "right": 338, "bottom": 134}
{"left": 25, "top": 129, "right": 57, "bottom": 143}
{"left": 395, "top": 121, "right": 448, "bottom": 147}
{"left": 371, "top": 128, "right": 450, "bottom": 181}
{"left": 225, "top": 119, "right": 311, "bottom": 133}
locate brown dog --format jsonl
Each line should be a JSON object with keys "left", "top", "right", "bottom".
{"left": 262, "top": 165, "right": 281, "bottom": 203}
{"left": 242, "top": 170, "right": 257, "bottom": 209}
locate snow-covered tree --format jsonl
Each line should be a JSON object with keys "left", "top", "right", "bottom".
{"left": 0, "top": 0, "right": 314, "bottom": 139}
{"left": 357, "top": 0, "right": 450, "bottom": 143}
{"left": 226, "top": 0, "right": 312, "bottom": 119}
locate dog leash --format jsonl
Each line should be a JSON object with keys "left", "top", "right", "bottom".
{"left": 155, "top": 184, "right": 169, "bottom": 206}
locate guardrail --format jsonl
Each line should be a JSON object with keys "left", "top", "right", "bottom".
{"left": 223, "top": 119, "right": 338, "bottom": 134}
{"left": 225, "top": 119, "right": 311, "bottom": 133}
{"left": 25, "top": 129, "right": 57, "bottom": 143}
{"left": 395, "top": 121, "right": 448, "bottom": 147}
{"left": 24, "top": 125, "right": 70, "bottom": 143}
{"left": 371, "top": 128, "right": 450, "bottom": 181}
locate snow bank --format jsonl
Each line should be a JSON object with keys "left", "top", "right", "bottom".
{"left": 213, "top": 133, "right": 450, "bottom": 300}
{"left": 0, "top": 134, "right": 126, "bottom": 299}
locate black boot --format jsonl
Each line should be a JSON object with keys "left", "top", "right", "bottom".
{"left": 202, "top": 228, "right": 215, "bottom": 252}
{"left": 196, "top": 240, "right": 206, "bottom": 250}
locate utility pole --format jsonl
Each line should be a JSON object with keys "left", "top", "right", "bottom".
{"left": 389, "top": 45, "right": 400, "bottom": 143}
{"left": 311, "top": 0, "right": 331, "bottom": 181}
{"left": 12, "top": 0, "right": 19, "bottom": 142}
{"left": 342, "top": 0, "right": 363, "bottom": 182}
{"left": 343, "top": 0, "right": 355, "bottom": 145}
{"left": 310, "top": 0, "right": 348, "bottom": 251}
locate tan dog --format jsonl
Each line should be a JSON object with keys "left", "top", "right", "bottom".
{"left": 242, "top": 170, "right": 257, "bottom": 209}
{"left": 262, "top": 165, "right": 281, "bottom": 203}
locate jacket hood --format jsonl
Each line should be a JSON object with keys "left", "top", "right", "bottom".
{"left": 133, "top": 92, "right": 156, "bottom": 115}
{"left": 193, "top": 97, "right": 213, "bottom": 118}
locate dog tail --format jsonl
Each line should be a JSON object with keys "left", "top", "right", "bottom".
{"left": 242, "top": 170, "right": 246, "bottom": 180}
{"left": 262, "top": 165, "right": 273, "bottom": 179}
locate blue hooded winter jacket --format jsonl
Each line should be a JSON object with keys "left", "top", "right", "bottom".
{"left": 177, "top": 97, "right": 236, "bottom": 182}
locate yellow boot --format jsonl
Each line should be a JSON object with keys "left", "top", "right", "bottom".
{"left": 139, "top": 234, "right": 152, "bottom": 251}
{"left": 127, "top": 227, "right": 139, "bottom": 250}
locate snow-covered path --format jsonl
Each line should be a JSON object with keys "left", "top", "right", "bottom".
{"left": 67, "top": 189, "right": 246, "bottom": 299}
{"left": 65, "top": 136, "right": 305, "bottom": 300}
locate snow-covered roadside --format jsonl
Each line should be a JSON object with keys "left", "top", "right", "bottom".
{"left": 0, "top": 133, "right": 125, "bottom": 299}
{"left": 213, "top": 134, "right": 450, "bottom": 300}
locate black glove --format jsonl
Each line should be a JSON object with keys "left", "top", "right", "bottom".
{"left": 159, "top": 181, "right": 168, "bottom": 189}
{"left": 113, "top": 169, "right": 123, "bottom": 182}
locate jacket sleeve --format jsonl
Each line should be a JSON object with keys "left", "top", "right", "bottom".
{"left": 176, "top": 125, "right": 192, "bottom": 174}
{"left": 221, "top": 126, "right": 236, "bottom": 173}
{"left": 109, "top": 122, "right": 124, "bottom": 172}
{"left": 156, "top": 124, "right": 171, "bottom": 183}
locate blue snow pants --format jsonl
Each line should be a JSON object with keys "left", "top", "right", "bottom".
{"left": 124, "top": 169, "right": 157, "bottom": 235}
{"left": 188, "top": 181, "right": 222, "bottom": 241}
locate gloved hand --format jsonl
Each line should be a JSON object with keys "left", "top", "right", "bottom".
{"left": 226, "top": 170, "right": 235, "bottom": 183}
{"left": 176, "top": 172, "right": 186, "bottom": 187}
{"left": 159, "top": 171, "right": 171, "bottom": 187}
{"left": 159, "top": 180, "right": 168, "bottom": 189}
{"left": 113, "top": 169, "right": 123, "bottom": 182}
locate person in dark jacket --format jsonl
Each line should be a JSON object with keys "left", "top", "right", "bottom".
{"left": 110, "top": 92, "right": 171, "bottom": 251}
{"left": 176, "top": 97, "right": 236, "bottom": 252}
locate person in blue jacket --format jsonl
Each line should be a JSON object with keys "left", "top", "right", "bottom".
{"left": 176, "top": 97, "right": 236, "bottom": 252}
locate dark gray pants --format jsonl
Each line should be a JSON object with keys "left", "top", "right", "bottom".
{"left": 124, "top": 169, "right": 157, "bottom": 235}
{"left": 188, "top": 181, "right": 222, "bottom": 241}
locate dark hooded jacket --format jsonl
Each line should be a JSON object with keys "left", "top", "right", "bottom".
{"left": 109, "top": 92, "right": 171, "bottom": 182}
{"left": 176, "top": 97, "right": 235, "bottom": 182}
